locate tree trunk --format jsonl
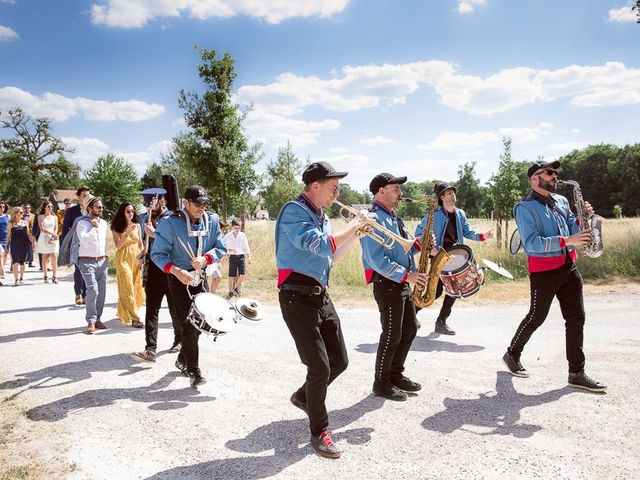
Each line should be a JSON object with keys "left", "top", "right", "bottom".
{"left": 495, "top": 217, "right": 503, "bottom": 249}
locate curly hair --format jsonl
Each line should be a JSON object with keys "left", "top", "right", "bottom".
{"left": 110, "top": 202, "right": 140, "bottom": 233}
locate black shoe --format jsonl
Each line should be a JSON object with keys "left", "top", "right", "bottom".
{"left": 373, "top": 382, "right": 408, "bottom": 401}
{"left": 502, "top": 351, "right": 529, "bottom": 378}
{"left": 175, "top": 358, "right": 188, "bottom": 376}
{"left": 435, "top": 319, "right": 455, "bottom": 335}
{"left": 168, "top": 342, "right": 181, "bottom": 353}
{"left": 234, "top": 287, "right": 241, "bottom": 296}
{"left": 132, "top": 350, "right": 156, "bottom": 363}
{"left": 310, "top": 430, "right": 341, "bottom": 459}
{"left": 290, "top": 392, "right": 307, "bottom": 413}
{"left": 392, "top": 376, "right": 421, "bottom": 392}
{"left": 568, "top": 370, "right": 607, "bottom": 392}
{"left": 189, "top": 369, "right": 207, "bottom": 388}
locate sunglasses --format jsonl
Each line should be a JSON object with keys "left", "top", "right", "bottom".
{"left": 536, "top": 169, "right": 558, "bottom": 177}
{"left": 190, "top": 201, "right": 207, "bottom": 209}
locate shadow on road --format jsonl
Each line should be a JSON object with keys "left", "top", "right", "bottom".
{"left": 144, "top": 395, "right": 385, "bottom": 480}
{"left": 355, "top": 332, "right": 484, "bottom": 354}
{"left": 422, "top": 371, "right": 573, "bottom": 437}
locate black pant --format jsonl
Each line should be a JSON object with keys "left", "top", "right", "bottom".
{"left": 435, "top": 278, "right": 457, "bottom": 321}
{"left": 144, "top": 261, "right": 181, "bottom": 352}
{"left": 279, "top": 289, "right": 348, "bottom": 436}
{"left": 507, "top": 262, "right": 586, "bottom": 373}
{"left": 372, "top": 278, "right": 418, "bottom": 384}
{"left": 73, "top": 264, "right": 86, "bottom": 297}
{"left": 167, "top": 275, "right": 207, "bottom": 373}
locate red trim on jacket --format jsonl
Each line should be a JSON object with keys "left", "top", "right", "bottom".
{"left": 328, "top": 235, "right": 336, "bottom": 253}
{"left": 479, "top": 233, "right": 485, "bottom": 241}
{"left": 413, "top": 238, "right": 422, "bottom": 251}
{"left": 365, "top": 268, "right": 375, "bottom": 284}
{"left": 277, "top": 268, "right": 294, "bottom": 286}
{"left": 204, "top": 253, "right": 214, "bottom": 265}
{"left": 559, "top": 237, "right": 567, "bottom": 249}
{"left": 527, "top": 250, "right": 577, "bottom": 273}
{"left": 163, "top": 261, "right": 174, "bottom": 274}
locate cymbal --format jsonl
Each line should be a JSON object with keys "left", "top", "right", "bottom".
{"left": 482, "top": 259, "right": 514, "bottom": 280}
{"left": 235, "top": 298, "right": 265, "bottom": 321}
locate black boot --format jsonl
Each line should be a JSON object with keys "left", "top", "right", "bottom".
{"left": 434, "top": 318, "right": 455, "bottom": 335}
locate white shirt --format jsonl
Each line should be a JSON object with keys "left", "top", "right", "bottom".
{"left": 76, "top": 217, "right": 108, "bottom": 257}
{"left": 223, "top": 230, "right": 250, "bottom": 255}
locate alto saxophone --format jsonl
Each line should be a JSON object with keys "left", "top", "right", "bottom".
{"left": 412, "top": 195, "right": 451, "bottom": 308}
{"left": 559, "top": 180, "right": 604, "bottom": 258}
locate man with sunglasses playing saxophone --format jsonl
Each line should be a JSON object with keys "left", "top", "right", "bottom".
{"left": 502, "top": 160, "right": 606, "bottom": 392}
{"left": 361, "top": 173, "right": 427, "bottom": 402}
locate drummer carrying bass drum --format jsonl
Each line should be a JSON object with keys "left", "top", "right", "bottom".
{"left": 151, "top": 185, "right": 227, "bottom": 388}
{"left": 414, "top": 182, "right": 493, "bottom": 335}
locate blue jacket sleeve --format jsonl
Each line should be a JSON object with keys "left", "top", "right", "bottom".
{"left": 514, "top": 204, "right": 564, "bottom": 254}
{"left": 458, "top": 209, "right": 483, "bottom": 242}
{"left": 279, "top": 203, "right": 334, "bottom": 257}
{"left": 150, "top": 218, "right": 175, "bottom": 271}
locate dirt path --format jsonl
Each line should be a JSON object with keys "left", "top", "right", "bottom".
{"left": 1, "top": 268, "right": 639, "bottom": 479}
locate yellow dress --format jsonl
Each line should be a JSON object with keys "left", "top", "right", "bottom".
{"left": 115, "top": 232, "right": 146, "bottom": 324}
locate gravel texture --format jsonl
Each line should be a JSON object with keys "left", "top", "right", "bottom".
{"left": 1, "top": 268, "right": 638, "bottom": 480}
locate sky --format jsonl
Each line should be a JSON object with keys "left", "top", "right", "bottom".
{"left": 1, "top": 0, "right": 639, "bottom": 193}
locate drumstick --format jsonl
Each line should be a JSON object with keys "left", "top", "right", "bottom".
{"left": 178, "top": 238, "right": 195, "bottom": 260}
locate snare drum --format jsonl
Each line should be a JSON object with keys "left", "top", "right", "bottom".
{"left": 439, "top": 245, "right": 484, "bottom": 298}
{"left": 187, "top": 293, "right": 237, "bottom": 337}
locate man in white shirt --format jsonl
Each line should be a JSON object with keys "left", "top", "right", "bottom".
{"left": 223, "top": 218, "right": 251, "bottom": 298}
{"left": 73, "top": 196, "right": 109, "bottom": 334}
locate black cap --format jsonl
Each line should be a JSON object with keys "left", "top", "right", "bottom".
{"left": 302, "top": 161, "right": 348, "bottom": 184}
{"left": 369, "top": 173, "right": 408, "bottom": 194}
{"left": 527, "top": 159, "right": 560, "bottom": 178}
{"left": 434, "top": 182, "right": 457, "bottom": 205}
{"left": 184, "top": 185, "right": 209, "bottom": 204}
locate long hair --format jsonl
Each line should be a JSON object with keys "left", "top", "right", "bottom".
{"left": 9, "top": 206, "right": 23, "bottom": 224}
{"left": 38, "top": 200, "right": 53, "bottom": 215}
{"left": 110, "top": 202, "right": 140, "bottom": 233}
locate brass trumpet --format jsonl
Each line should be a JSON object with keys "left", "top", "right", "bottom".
{"left": 333, "top": 200, "right": 416, "bottom": 253}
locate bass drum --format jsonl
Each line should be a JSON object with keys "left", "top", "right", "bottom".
{"left": 439, "top": 245, "right": 484, "bottom": 298}
{"left": 187, "top": 293, "right": 237, "bottom": 338}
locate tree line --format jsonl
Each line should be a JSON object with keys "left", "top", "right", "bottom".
{"left": 1, "top": 48, "right": 639, "bottom": 232}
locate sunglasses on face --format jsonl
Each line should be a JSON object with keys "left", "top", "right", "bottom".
{"left": 537, "top": 169, "right": 558, "bottom": 177}
{"left": 190, "top": 201, "right": 207, "bottom": 209}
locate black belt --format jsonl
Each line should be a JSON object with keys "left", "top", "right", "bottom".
{"left": 79, "top": 256, "right": 108, "bottom": 261}
{"left": 279, "top": 284, "right": 325, "bottom": 295}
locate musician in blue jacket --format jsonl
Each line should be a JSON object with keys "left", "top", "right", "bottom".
{"left": 361, "top": 173, "right": 426, "bottom": 402}
{"left": 151, "top": 185, "right": 227, "bottom": 389}
{"left": 275, "top": 161, "right": 368, "bottom": 459}
{"left": 415, "top": 182, "right": 493, "bottom": 335}
{"left": 502, "top": 160, "right": 606, "bottom": 392}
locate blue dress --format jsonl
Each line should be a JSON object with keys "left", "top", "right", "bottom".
{"left": 9, "top": 224, "right": 30, "bottom": 264}
{"left": 0, "top": 214, "right": 7, "bottom": 248}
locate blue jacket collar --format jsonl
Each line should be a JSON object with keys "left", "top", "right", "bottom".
{"left": 297, "top": 193, "right": 323, "bottom": 218}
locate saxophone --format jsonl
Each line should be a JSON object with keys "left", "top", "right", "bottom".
{"left": 412, "top": 195, "right": 451, "bottom": 308}
{"left": 559, "top": 180, "right": 604, "bottom": 258}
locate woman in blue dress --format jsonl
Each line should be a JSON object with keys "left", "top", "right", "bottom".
{"left": 0, "top": 201, "right": 8, "bottom": 280}
{"left": 5, "top": 206, "right": 35, "bottom": 286}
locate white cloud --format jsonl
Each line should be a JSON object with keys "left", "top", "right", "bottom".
{"left": 243, "top": 108, "right": 340, "bottom": 148}
{"left": 0, "top": 25, "right": 19, "bottom": 41}
{"left": 457, "top": 0, "right": 487, "bottom": 14}
{"left": 0, "top": 87, "right": 165, "bottom": 122}
{"left": 360, "top": 135, "right": 391, "bottom": 146}
{"left": 63, "top": 137, "right": 171, "bottom": 173}
{"left": 238, "top": 60, "right": 640, "bottom": 120}
{"left": 607, "top": 6, "right": 637, "bottom": 23}
{"left": 90, "top": 0, "right": 349, "bottom": 27}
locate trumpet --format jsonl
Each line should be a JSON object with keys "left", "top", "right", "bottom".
{"left": 401, "top": 196, "right": 432, "bottom": 204}
{"left": 333, "top": 200, "right": 416, "bottom": 254}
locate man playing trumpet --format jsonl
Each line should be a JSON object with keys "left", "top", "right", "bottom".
{"left": 361, "top": 173, "right": 427, "bottom": 402}
{"left": 276, "top": 161, "right": 371, "bottom": 459}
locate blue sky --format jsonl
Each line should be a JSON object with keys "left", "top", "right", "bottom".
{"left": 1, "top": 0, "right": 638, "bottom": 193}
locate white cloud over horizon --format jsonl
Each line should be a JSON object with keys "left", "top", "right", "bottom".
{"left": 90, "top": 0, "right": 350, "bottom": 27}
{"left": 457, "top": 0, "right": 488, "bottom": 15}
{"left": 0, "top": 87, "right": 165, "bottom": 122}
{"left": 607, "top": 6, "right": 637, "bottom": 23}
{"left": 0, "top": 25, "right": 19, "bottom": 41}
{"left": 360, "top": 135, "right": 391, "bottom": 146}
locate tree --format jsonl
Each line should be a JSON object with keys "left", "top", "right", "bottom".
{"left": 174, "top": 46, "right": 261, "bottom": 219}
{"left": 455, "top": 162, "right": 483, "bottom": 217}
{"left": 262, "top": 142, "right": 304, "bottom": 219}
{"left": 633, "top": 0, "right": 640, "bottom": 23}
{"left": 0, "top": 108, "right": 78, "bottom": 206}
{"left": 141, "top": 162, "right": 165, "bottom": 189}
{"left": 84, "top": 154, "right": 141, "bottom": 219}
{"left": 488, "top": 137, "right": 522, "bottom": 248}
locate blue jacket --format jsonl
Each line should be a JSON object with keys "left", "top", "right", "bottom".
{"left": 61, "top": 204, "right": 83, "bottom": 242}
{"left": 151, "top": 210, "right": 226, "bottom": 272}
{"left": 275, "top": 195, "right": 336, "bottom": 287}
{"left": 360, "top": 202, "right": 420, "bottom": 284}
{"left": 514, "top": 191, "right": 579, "bottom": 272}
{"left": 415, "top": 206, "right": 484, "bottom": 247}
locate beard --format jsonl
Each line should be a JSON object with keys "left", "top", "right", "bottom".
{"left": 538, "top": 177, "right": 557, "bottom": 193}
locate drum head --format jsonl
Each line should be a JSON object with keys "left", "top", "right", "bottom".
{"left": 509, "top": 229, "right": 523, "bottom": 255}
{"left": 192, "top": 293, "right": 236, "bottom": 335}
{"left": 441, "top": 246, "right": 471, "bottom": 273}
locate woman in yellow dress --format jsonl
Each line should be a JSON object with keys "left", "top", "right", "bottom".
{"left": 110, "top": 202, "right": 145, "bottom": 328}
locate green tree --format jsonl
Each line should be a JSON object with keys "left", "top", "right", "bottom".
{"left": 397, "top": 180, "right": 438, "bottom": 219}
{"left": 84, "top": 153, "right": 141, "bottom": 219}
{"left": 488, "top": 137, "right": 522, "bottom": 248}
{"left": 141, "top": 162, "right": 165, "bottom": 189}
{"left": 262, "top": 142, "right": 304, "bottom": 219}
{"left": 455, "top": 162, "right": 483, "bottom": 217}
{"left": 174, "top": 46, "right": 261, "bottom": 219}
{"left": 0, "top": 108, "right": 77, "bottom": 206}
